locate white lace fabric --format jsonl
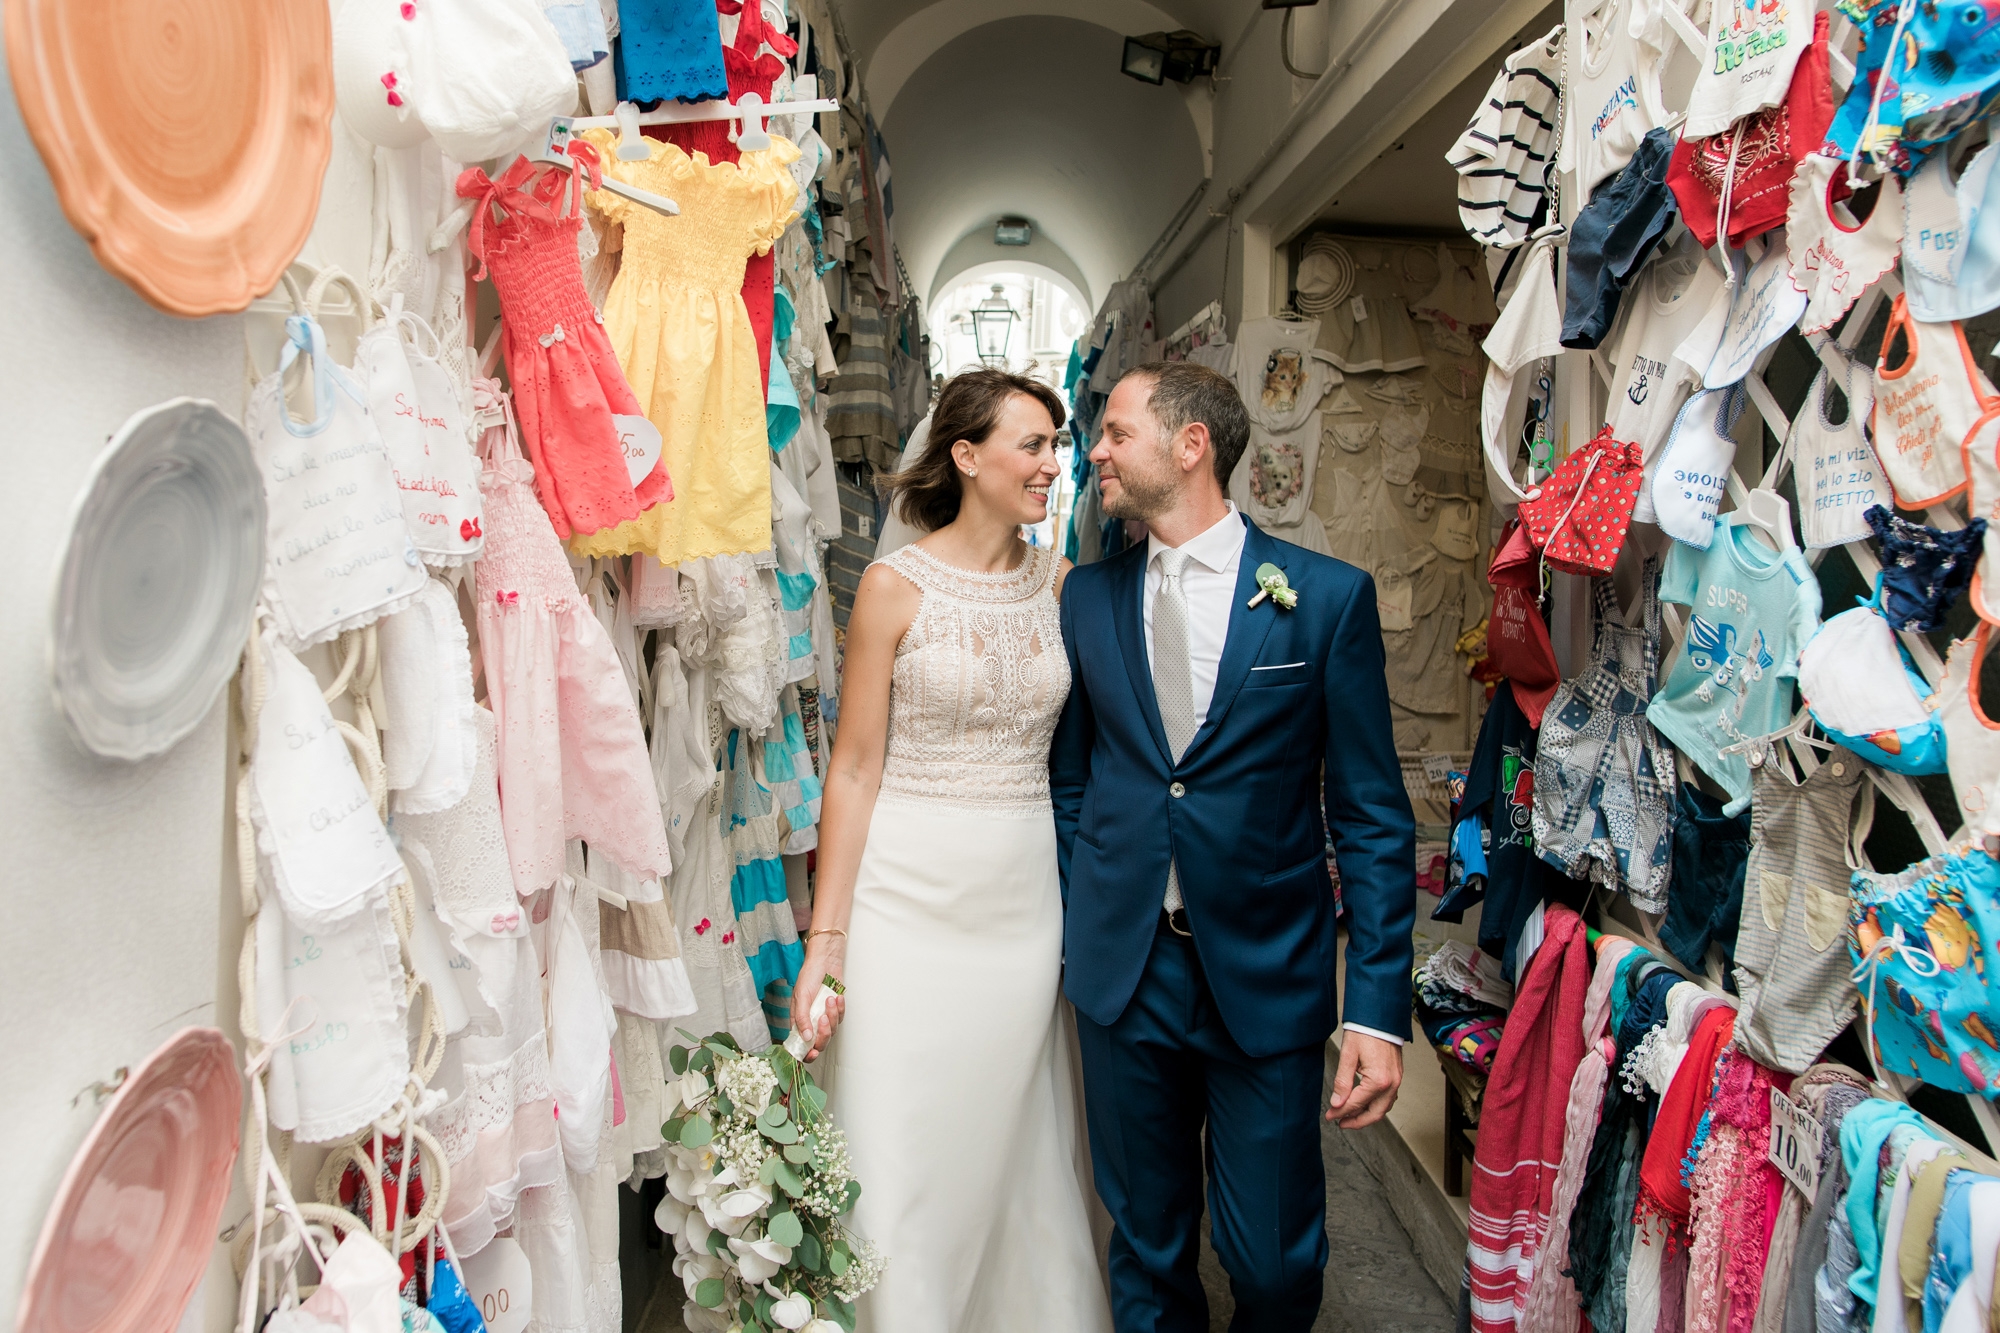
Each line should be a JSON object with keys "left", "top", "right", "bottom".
{"left": 875, "top": 544, "right": 1069, "bottom": 815}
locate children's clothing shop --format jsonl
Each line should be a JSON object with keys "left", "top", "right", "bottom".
{"left": 11, "top": 0, "right": 2000, "bottom": 1331}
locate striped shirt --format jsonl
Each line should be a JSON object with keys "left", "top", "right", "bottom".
{"left": 1449, "top": 27, "right": 1564, "bottom": 249}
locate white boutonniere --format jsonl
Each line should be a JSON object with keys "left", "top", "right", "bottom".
{"left": 1245, "top": 563, "right": 1298, "bottom": 610}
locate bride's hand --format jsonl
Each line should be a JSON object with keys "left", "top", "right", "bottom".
{"left": 792, "top": 935, "right": 847, "bottom": 1063}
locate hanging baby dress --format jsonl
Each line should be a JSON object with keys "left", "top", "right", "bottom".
{"left": 457, "top": 146, "right": 667, "bottom": 541}
{"left": 566, "top": 131, "right": 802, "bottom": 566}
{"left": 469, "top": 377, "right": 673, "bottom": 898}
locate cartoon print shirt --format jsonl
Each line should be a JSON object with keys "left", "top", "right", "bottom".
{"left": 1436, "top": 681, "right": 1574, "bottom": 980}
{"left": 1684, "top": 0, "right": 1818, "bottom": 138}
{"left": 1228, "top": 413, "right": 1321, "bottom": 529}
{"left": 1646, "top": 512, "right": 1823, "bottom": 815}
{"left": 1231, "top": 316, "right": 1335, "bottom": 433}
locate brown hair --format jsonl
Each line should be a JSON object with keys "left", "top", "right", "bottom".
{"left": 1118, "top": 360, "right": 1251, "bottom": 485}
{"left": 882, "top": 368, "right": 1067, "bottom": 533}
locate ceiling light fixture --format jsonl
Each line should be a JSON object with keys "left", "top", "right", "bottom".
{"left": 1119, "top": 30, "right": 1220, "bottom": 85}
{"left": 994, "top": 217, "right": 1033, "bottom": 246}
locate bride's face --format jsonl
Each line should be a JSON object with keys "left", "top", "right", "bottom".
{"left": 954, "top": 392, "right": 1061, "bottom": 527}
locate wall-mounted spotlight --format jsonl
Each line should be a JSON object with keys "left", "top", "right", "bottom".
{"left": 1119, "top": 30, "right": 1220, "bottom": 85}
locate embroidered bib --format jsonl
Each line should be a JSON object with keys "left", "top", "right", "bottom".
{"left": 1873, "top": 294, "right": 1995, "bottom": 506}
{"left": 357, "top": 309, "right": 484, "bottom": 568}
{"left": 1706, "top": 237, "right": 1811, "bottom": 388}
{"left": 1786, "top": 153, "right": 1903, "bottom": 334}
{"left": 1654, "top": 384, "right": 1742, "bottom": 549}
{"left": 1792, "top": 353, "right": 1891, "bottom": 549}
{"left": 250, "top": 315, "right": 427, "bottom": 651}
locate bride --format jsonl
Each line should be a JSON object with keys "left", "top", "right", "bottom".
{"left": 791, "top": 367, "right": 1112, "bottom": 1331}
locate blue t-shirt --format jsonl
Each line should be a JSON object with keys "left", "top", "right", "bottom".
{"left": 1646, "top": 514, "right": 1822, "bottom": 814}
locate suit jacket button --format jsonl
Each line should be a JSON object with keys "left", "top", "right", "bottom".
{"left": 1169, "top": 782, "right": 1186, "bottom": 798}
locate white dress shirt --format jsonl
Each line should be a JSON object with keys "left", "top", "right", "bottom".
{"left": 1140, "top": 505, "right": 1403, "bottom": 1047}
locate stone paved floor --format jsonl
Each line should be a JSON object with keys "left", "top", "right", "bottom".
{"left": 1196, "top": 1111, "right": 1457, "bottom": 1333}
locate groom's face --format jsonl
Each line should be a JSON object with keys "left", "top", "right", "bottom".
{"left": 1094, "top": 377, "right": 1181, "bottom": 521}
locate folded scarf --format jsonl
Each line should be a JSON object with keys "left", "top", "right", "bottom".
{"left": 1569, "top": 965, "right": 1681, "bottom": 1326}
{"left": 1684, "top": 1050, "right": 1784, "bottom": 1333}
{"left": 1521, "top": 934, "right": 1638, "bottom": 1333}
{"left": 1757, "top": 1066, "right": 1871, "bottom": 1333}
{"left": 1842, "top": 1100, "right": 1931, "bottom": 1307}
{"left": 1468, "top": 904, "right": 1592, "bottom": 1333}
{"left": 1637, "top": 1005, "right": 1737, "bottom": 1240}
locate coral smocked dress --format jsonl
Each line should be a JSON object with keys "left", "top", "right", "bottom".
{"left": 568, "top": 131, "right": 800, "bottom": 566}
{"left": 457, "top": 146, "right": 668, "bottom": 541}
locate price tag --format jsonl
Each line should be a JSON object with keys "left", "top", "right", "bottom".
{"left": 1768, "top": 1088, "right": 1823, "bottom": 1202}
{"left": 459, "top": 1237, "right": 532, "bottom": 1333}
{"left": 613, "top": 415, "right": 663, "bottom": 487}
{"left": 1422, "top": 752, "right": 1454, "bottom": 784}
{"left": 1350, "top": 296, "right": 1369, "bottom": 322}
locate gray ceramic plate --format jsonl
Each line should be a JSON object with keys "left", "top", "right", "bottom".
{"left": 51, "top": 399, "right": 265, "bottom": 760}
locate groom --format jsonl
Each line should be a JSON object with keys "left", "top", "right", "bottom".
{"left": 1051, "top": 361, "right": 1415, "bottom": 1332}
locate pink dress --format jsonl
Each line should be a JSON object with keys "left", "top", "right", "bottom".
{"left": 457, "top": 147, "right": 670, "bottom": 540}
{"left": 471, "top": 377, "right": 673, "bottom": 895}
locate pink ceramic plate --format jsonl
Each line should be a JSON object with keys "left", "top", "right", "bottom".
{"left": 17, "top": 1028, "right": 243, "bottom": 1333}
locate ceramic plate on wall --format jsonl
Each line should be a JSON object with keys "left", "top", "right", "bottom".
{"left": 16, "top": 1028, "right": 242, "bottom": 1333}
{"left": 4, "top": 0, "right": 334, "bottom": 316}
{"left": 52, "top": 399, "right": 264, "bottom": 761}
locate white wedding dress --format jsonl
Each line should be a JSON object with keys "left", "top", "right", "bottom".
{"left": 822, "top": 543, "right": 1112, "bottom": 1332}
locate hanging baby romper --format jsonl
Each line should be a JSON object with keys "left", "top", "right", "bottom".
{"left": 1732, "top": 744, "right": 1872, "bottom": 1073}
{"left": 469, "top": 377, "right": 673, "bottom": 897}
{"left": 566, "top": 131, "right": 801, "bottom": 565}
{"left": 457, "top": 147, "right": 665, "bottom": 541}
{"left": 1531, "top": 564, "right": 1678, "bottom": 911}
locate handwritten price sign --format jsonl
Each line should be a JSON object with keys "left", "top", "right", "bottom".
{"left": 1768, "top": 1088, "right": 1824, "bottom": 1202}
{"left": 460, "top": 1237, "right": 532, "bottom": 1333}
{"left": 613, "top": 414, "right": 663, "bottom": 488}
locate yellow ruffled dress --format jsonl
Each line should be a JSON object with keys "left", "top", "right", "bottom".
{"left": 570, "top": 131, "right": 801, "bottom": 564}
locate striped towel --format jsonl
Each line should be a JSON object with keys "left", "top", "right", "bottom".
{"left": 1448, "top": 26, "right": 1564, "bottom": 249}
{"left": 1467, "top": 902, "right": 1591, "bottom": 1333}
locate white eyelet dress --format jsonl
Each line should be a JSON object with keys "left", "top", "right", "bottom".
{"left": 822, "top": 543, "right": 1112, "bottom": 1332}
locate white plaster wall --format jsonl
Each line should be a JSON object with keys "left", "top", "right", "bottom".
{"left": 0, "top": 30, "right": 251, "bottom": 1327}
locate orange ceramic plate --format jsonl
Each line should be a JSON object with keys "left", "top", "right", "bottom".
{"left": 15, "top": 1028, "right": 242, "bottom": 1333}
{"left": 5, "top": 0, "right": 334, "bottom": 316}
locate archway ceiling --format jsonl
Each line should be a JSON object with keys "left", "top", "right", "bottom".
{"left": 876, "top": 13, "right": 1205, "bottom": 318}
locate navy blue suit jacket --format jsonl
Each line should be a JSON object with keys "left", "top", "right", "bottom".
{"left": 1050, "top": 519, "right": 1416, "bottom": 1058}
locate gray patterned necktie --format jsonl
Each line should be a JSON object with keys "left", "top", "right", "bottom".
{"left": 1153, "top": 548, "right": 1196, "bottom": 916}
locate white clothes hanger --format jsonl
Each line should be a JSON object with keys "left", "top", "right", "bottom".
{"left": 532, "top": 118, "right": 680, "bottom": 216}
{"left": 566, "top": 91, "right": 837, "bottom": 154}
{"left": 1739, "top": 487, "right": 1796, "bottom": 552}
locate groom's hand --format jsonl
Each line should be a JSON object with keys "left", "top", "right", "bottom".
{"left": 1325, "top": 1030, "right": 1403, "bottom": 1129}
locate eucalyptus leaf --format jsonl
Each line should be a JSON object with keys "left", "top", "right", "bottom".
{"left": 674, "top": 1027, "right": 702, "bottom": 1045}
{"left": 694, "top": 1278, "right": 726, "bottom": 1309}
{"left": 680, "top": 1116, "right": 714, "bottom": 1149}
{"left": 714, "top": 1092, "right": 734, "bottom": 1118}
{"left": 762, "top": 1120, "right": 800, "bottom": 1144}
{"left": 774, "top": 1161, "right": 805, "bottom": 1197}
{"left": 754, "top": 1292, "right": 775, "bottom": 1325}
{"left": 828, "top": 1247, "right": 850, "bottom": 1277}
{"left": 768, "top": 1210, "right": 804, "bottom": 1247}
{"left": 663, "top": 1116, "right": 685, "bottom": 1142}
{"left": 832, "top": 1298, "right": 856, "bottom": 1332}
{"left": 668, "top": 1045, "right": 688, "bottom": 1075}
{"left": 760, "top": 1155, "right": 784, "bottom": 1186}
{"left": 783, "top": 1142, "right": 813, "bottom": 1164}
{"left": 842, "top": 1179, "right": 862, "bottom": 1210}
{"left": 689, "top": 1047, "right": 714, "bottom": 1072}
{"left": 797, "top": 1233, "right": 823, "bottom": 1272}
{"left": 763, "top": 1101, "right": 790, "bottom": 1126}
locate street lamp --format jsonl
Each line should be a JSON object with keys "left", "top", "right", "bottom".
{"left": 969, "top": 285, "right": 1019, "bottom": 367}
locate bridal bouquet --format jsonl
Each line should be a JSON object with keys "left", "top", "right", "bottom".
{"left": 657, "top": 1007, "right": 884, "bottom": 1333}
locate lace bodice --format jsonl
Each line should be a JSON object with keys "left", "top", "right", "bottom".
{"left": 876, "top": 544, "right": 1069, "bottom": 815}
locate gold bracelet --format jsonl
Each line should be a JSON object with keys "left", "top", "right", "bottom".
{"left": 806, "top": 928, "right": 848, "bottom": 943}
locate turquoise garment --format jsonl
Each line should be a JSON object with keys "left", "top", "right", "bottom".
{"left": 721, "top": 728, "right": 804, "bottom": 997}
{"left": 1841, "top": 1098, "right": 1932, "bottom": 1306}
{"left": 426, "top": 1256, "right": 487, "bottom": 1333}
{"left": 616, "top": 0, "right": 728, "bottom": 104}
{"left": 1645, "top": 515, "right": 1822, "bottom": 815}
{"left": 1923, "top": 1170, "right": 1987, "bottom": 1333}
{"left": 767, "top": 289, "right": 801, "bottom": 454}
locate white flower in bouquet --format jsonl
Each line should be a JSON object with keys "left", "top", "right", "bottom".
{"left": 660, "top": 993, "right": 882, "bottom": 1333}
